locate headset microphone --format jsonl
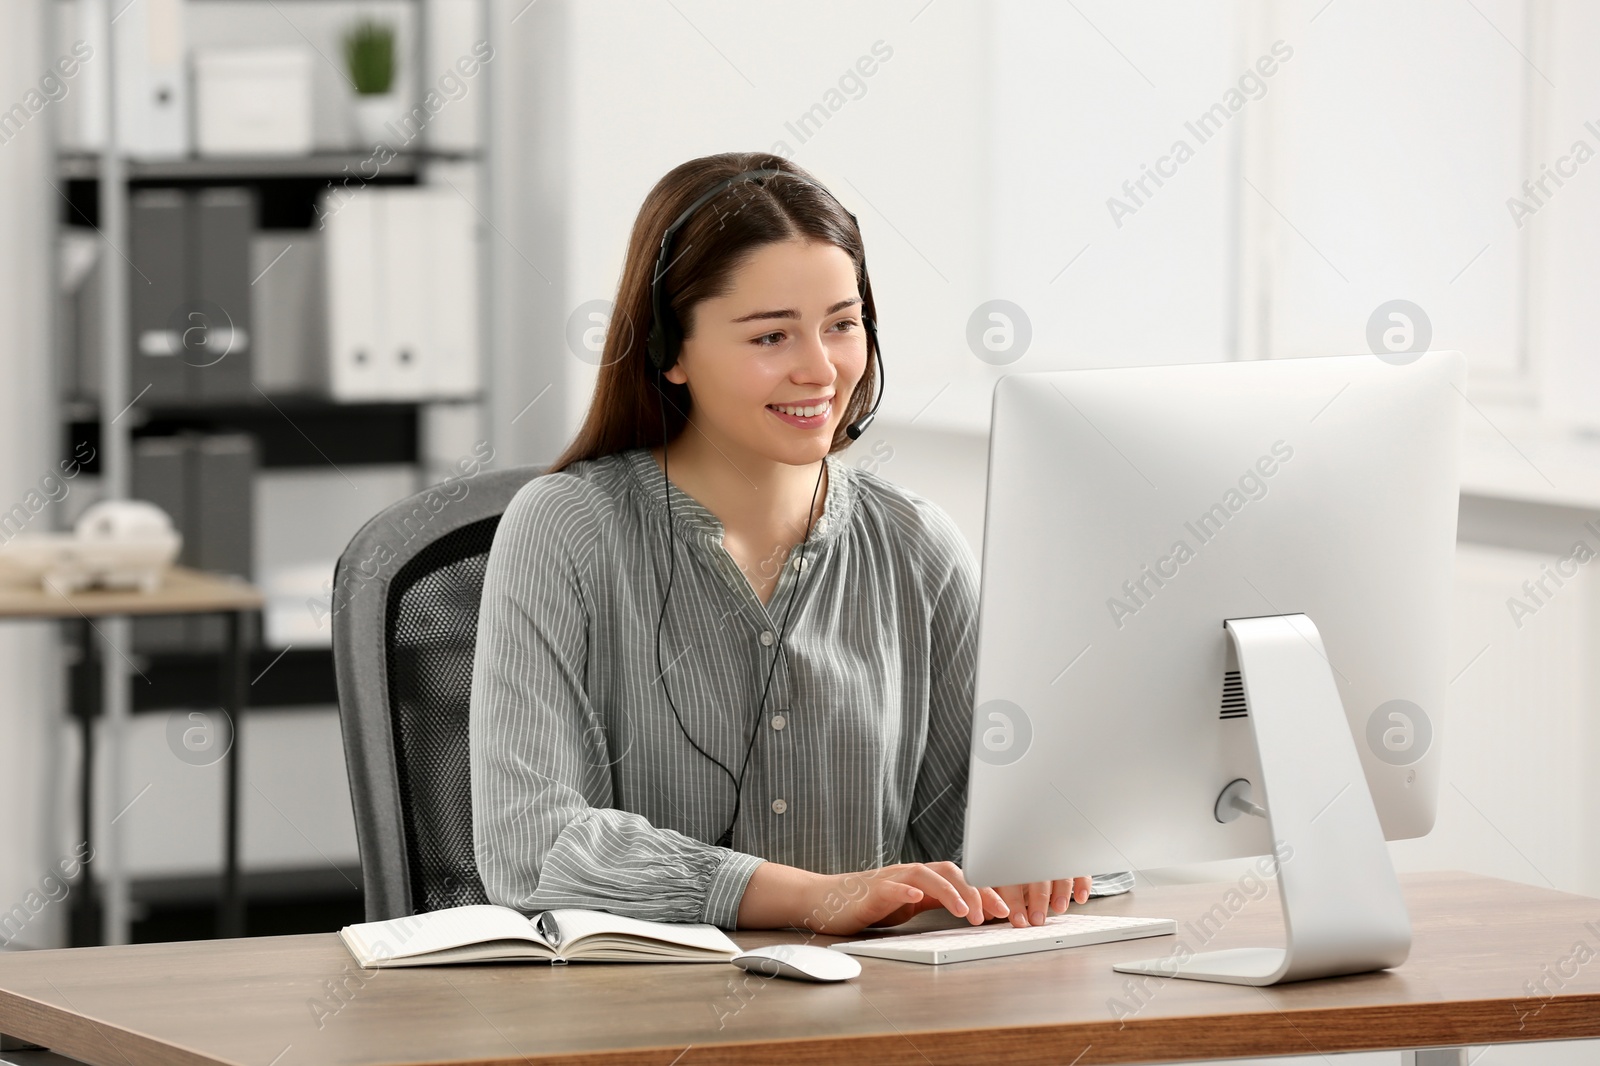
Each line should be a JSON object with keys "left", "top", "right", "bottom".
{"left": 844, "top": 315, "right": 883, "bottom": 440}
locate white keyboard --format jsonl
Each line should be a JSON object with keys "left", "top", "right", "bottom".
{"left": 829, "top": 912, "right": 1176, "bottom": 965}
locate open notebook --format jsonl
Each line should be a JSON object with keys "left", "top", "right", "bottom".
{"left": 340, "top": 905, "right": 741, "bottom": 967}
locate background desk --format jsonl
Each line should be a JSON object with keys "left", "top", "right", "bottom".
{"left": 1, "top": 870, "right": 1598, "bottom": 1065}
{"left": 0, "top": 567, "right": 263, "bottom": 945}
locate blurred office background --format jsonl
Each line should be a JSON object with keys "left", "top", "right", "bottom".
{"left": 1, "top": 4, "right": 1598, "bottom": 1056}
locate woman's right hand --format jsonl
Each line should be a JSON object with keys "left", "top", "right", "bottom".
{"left": 737, "top": 860, "right": 1011, "bottom": 934}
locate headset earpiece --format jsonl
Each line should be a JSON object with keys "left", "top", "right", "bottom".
{"left": 646, "top": 323, "right": 666, "bottom": 372}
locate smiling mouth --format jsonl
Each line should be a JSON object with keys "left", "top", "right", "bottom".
{"left": 767, "top": 400, "right": 833, "bottom": 419}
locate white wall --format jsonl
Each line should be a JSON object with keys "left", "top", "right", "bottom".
{"left": 489, "top": 0, "right": 991, "bottom": 462}
{"left": 1390, "top": 542, "right": 1600, "bottom": 897}
{"left": 1530, "top": 1, "right": 1600, "bottom": 430}
{"left": 0, "top": 0, "right": 70, "bottom": 951}
{"left": 1247, "top": 0, "right": 1531, "bottom": 383}
{"left": 973, "top": 0, "right": 1245, "bottom": 429}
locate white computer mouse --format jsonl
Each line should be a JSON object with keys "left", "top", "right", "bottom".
{"left": 730, "top": 944, "right": 862, "bottom": 983}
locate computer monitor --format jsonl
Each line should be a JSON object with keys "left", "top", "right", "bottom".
{"left": 961, "top": 352, "right": 1464, "bottom": 985}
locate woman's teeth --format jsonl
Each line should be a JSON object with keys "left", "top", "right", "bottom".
{"left": 771, "top": 402, "right": 830, "bottom": 418}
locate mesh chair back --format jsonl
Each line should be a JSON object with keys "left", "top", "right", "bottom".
{"left": 333, "top": 465, "right": 541, "bottom": 921}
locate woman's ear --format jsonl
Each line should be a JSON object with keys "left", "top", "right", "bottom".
{"left": 663, "top": 362, "right": 689, "bottom": 386}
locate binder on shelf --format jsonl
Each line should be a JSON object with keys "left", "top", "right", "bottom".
{"left": 251, "top": 231, "right": 326, "bottom": 395}
{"left": 126, "top": 188, "right": 257, "bottom": 406}
{"left": 131, "top": 437, "right": 190, "bottom": 653}
{"left": 111, "top": 0, "right": 190, "bottom": 158}
{"left": 131, "top": 433, "right": 257, "bottom": 653}
{"left": 320, "top": 186, "right": 481, "bottom": 401}
{"left": 191, "top": 434, "right": 256, "bottom": 648}
{"left": 385, "top": 192, "right": 431, "bottom": 399}
{"left": 60, "top": 0, "right": 188, "bottom": 156}
{"left": 193, "top": 188, "right": 255, "bottom": 401}
{"left": 323, "top": 193, "right": 386, "bottom": 400}
{"left": 129, "top": 190, "right": 189, "bottom": 405}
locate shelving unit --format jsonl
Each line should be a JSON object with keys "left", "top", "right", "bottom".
{"left": 67, "top": 396, "right": 424, "bottom": 470}
{"left": 51, "top": 0, "right": 493, "bottom": 947}
{"left": 56, "top": 148, "right": 473, "bottom": 182}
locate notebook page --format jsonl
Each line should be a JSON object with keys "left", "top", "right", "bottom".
{"left": 344, "top": 905, "right": 545, "bottom": 963}
{"left": 542, "top": 909, "right": 739, "bottom": 956}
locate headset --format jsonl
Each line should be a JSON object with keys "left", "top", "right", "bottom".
{"left": 645, "top": 167, "right": 885, "bottom": 849}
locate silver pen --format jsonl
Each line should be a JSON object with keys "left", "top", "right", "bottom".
{"left": 536, "top": 910, "right": 567, "bottom": 962}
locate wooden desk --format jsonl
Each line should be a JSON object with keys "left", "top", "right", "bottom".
{"left": 0, "top": 567, "right": 263, "bottom": 945}
{"left": 1, "top": 870, "right": 1597, "bottom": 1065}
{"left": 0, "top": 567, "right": 262, "bottom": 621}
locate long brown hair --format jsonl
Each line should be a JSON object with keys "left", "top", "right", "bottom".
{"left": 547, "top": 151, "right": 879, "bottom": 473}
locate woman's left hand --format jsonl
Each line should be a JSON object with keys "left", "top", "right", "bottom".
{"left": 989, "top": 876, "right": 1093, "bottom": 926}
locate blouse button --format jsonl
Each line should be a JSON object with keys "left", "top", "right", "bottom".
{"left": 771, "top": 713, "right": 787, "bottom": 731}
{"left": 759, "top": 629, "right": 775, "bottom": 647}
{"left": 771, "top": 798, "right": 788, "bottom": 814}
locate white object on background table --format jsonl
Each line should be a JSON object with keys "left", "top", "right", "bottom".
{"left": 0, "top": 500, "right": 180, "bottom": 594}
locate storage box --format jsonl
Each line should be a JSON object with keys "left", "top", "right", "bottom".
{"left": 193, "top": 47, "right": 314, "bottom": 156}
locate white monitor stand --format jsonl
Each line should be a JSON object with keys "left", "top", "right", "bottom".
{"left": 1111, "top": 614, "right": 1412, "bottom": 986}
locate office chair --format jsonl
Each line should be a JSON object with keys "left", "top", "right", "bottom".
{"left": 332, "top": 464, "right": 542, "bottom": 921}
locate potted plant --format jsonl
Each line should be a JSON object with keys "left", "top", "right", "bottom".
{"left": 345, "top": 18, "right": 398, "bottom": 147}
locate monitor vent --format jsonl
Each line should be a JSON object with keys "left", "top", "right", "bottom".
{"left": 1220, "top": 670, "right": 1248, "bottom": 719}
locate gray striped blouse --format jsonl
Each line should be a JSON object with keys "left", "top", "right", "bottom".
{"left": 468, "top": 446, "right": 979, "bottom": 929}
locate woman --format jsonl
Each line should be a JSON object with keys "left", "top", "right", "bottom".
{"left": 469, "top": 151, "right": 1091, "bottom": 934}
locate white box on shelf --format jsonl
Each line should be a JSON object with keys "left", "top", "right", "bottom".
{"left": 193, "top": 47, "right": 314, "bottom": 156}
